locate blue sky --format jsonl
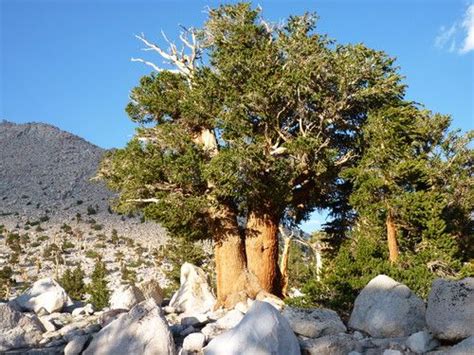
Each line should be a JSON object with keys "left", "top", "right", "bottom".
{"left": 1, "top": 0, "right": 473, "bottom": 232}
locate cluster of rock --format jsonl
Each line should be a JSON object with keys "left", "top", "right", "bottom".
{"left": 1, "top": 265, "right": 473, "bottom": 355}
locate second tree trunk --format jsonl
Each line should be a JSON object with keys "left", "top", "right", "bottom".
{"left": 212, "top": 204, "right": 251, "bottom": 308}
{"left": 245, "top": 210, "right": 282, "bottom": 297}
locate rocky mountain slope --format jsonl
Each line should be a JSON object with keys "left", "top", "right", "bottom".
{"left": 0, "top": 120, "right": 171, "bottom": 295}
{"left": 0, "top": 120, "right": 167, "bottom": 244}
{"left": 0, "top": 120, "right": 110, "bottom": 216}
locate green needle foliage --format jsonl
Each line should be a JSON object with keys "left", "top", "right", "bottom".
{"left": 99, "top": 2, "right": 404, "bottom": 245}
{"left": 97, "top": 2, "right": 471, "bottom": 304}
{"left": 290, "top": 104, "right": 473, "bottom": 314}
{"left": 88, "top": 258, "right": 110, "bottom": 310}
{"left": 59, "top": 265, "right": 86, "bottom": 301}
{"left": 0, "top": 266, "right": 14, "bottom": 300}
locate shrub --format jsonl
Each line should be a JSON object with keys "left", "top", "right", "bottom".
{"left": 94, "top": 242, "right": 106, "bottom": 249}
{"left": 39, "top": 215, "right": 49, "bottom": 222}
{"left": 91, "top": 224, "right": 103, "bottom": 231}
{"left": 62, "top": 240, "right": 75, "bottom": 250}
{"left": 6, "top": 233, "right": 21, "bottom": 252}
{"left": 37, "top": 235, "right": 49, "bottom": 242}
{"left": 88, "top": 258, "right": 110, "bottom": 310}
{"left": 85, "top": 250, "right": 100, "bottom": 259}
{"left": 87, "top": 205, "right": 97, "bottom": 215}
{"left": 121, "top": 262, "right": 137, "bottom": 286}
{"left": 61, "top": 224, "right": 72, "bottom": 233}
{"left": 0, "top": 266, "right": 14, "bottom": 299}
{"left": 59, "top": 265, "right": 86, "bottom": 301}
{"left": 110, "top": 229, "right": 119, "bottom": 245}
{"left": 288, "top": 231, "right": 469, "bottom": 318}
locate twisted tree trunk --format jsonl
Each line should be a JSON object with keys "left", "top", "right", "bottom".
{"left": 212, "top": 204, "right": 249, "bottom": 307}
{"left": 194, "top": 128, "right": 259, "bottom": 307}
{"left": 245, "top": 210, "right": 283, "bottom": 297}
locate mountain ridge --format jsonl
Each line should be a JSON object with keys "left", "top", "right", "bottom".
{"left": 0, "top": 119, "right": 167, "bottom": 245}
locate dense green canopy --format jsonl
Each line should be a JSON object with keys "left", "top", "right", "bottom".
{"left": 99, "top": 3, "right": 406, "bottom": 237}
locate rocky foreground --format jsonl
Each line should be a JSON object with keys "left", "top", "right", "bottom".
{"left": 1, "top": 263, "right": 473, "bottom": 355}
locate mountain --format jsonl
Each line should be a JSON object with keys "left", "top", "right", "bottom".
{"left": 0, "top": 120, "right": 111, "bottom": 216}
{"left": 0, "top": 120, "right": 166, "bottom": 243}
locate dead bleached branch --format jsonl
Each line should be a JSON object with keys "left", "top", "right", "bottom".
{"left": 132, "top": 28, "right": 202, "bottom": 85}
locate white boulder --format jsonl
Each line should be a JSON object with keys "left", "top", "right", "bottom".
{"left": 426, "top": 277, "right": 474, "bottom": 341}
{"left": 110, "top": 284, "right": 145, "bottom": 310}
{"left": 204, "top": 301, "right": 300, "bottom": 355}
{"left": 64, "top": 334, "right": 90, "bottom": 355}
{"left": 215, "top": 309, "right": 244, "bottom": 329}
{"left": 11, "top": 277, "right": 71, "bottom": 314}
{"left": 170, "top": 263, "right": 216, "bottom": 314}
{"left": 83, "top": 299, "right": 176, "bottom": 355}
{"left": 72, "top": 303, "right": 94, "bottom": 317}
{"left": 348, "top": 275, "right": 426, "bottom": 337}
{"left": 200, "top": 309, "right": 245, "bottom": 340}
{"left": 182, "top": 332, "right": 206, "bottom": 353}
{"left": 0, "top": 303, "right": 45, "bottom": 351}
{"left": 283, "top": 306, "right": 346, "bottom": 338}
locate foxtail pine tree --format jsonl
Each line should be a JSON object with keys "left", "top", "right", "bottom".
{"left": 98, "top": 3, "right": 405, "bottom": 307}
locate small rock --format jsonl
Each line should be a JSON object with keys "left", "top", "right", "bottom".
{"left": 201, "top": 323, "right": 223, "bottom": 340}
{"left": 64, "top": 334, "right": 90, "bottom": 355}
{"left": 182, "top": 332, "right": 206, "bottom": 353}
{"left": 0, "top": 303, "right": 45, "bottom": 351}
{"left": 38, "top": 317, "right": 57, "bottom": 332}
{"left": 369, "top": 336, "right": 408, "bottom": 350}
{"left": 139, "top": 279, "right": 164, "bottom": 306}
{"left": 299, "top": 334, "right": 356, "bottom": 355}
{"left": 181, "top": 313, "right": 209, "bottom": 327}
{"left": 383, "top": 350, "right": 402, "bottom": 355}
{"left": 206, "top": 308, "right": 227, "bottom": 321}
{"left": 72, "top": 303, "right": 94, "bottom": 317}
{"left": 215, "top": 309, "right": 244, "bottom": 329}
{"left": 98, "top": 308, "right": 127, "bottom": 327}
{"left": 109, "top": 284, "right": 145, "bottom": 310}
{"left": 170, "top": 324, "right": 186, "bottom": 336}
{"left": 163, "top": 306, "right": 176, "bottom": 314}
{"left": 234, "top": 301, "right": 249, "bottom": 314}
{"left": 283, "top": 306, "right": 347, "bottom": 338}
{"left": 180, "top": 325, "right": 198, "bottom": 337}
{"left": 255, "top": 291, "right": 285, "bottom": 310}
{"left": 406, "top": 330, "right": 439, "bottom": 353}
